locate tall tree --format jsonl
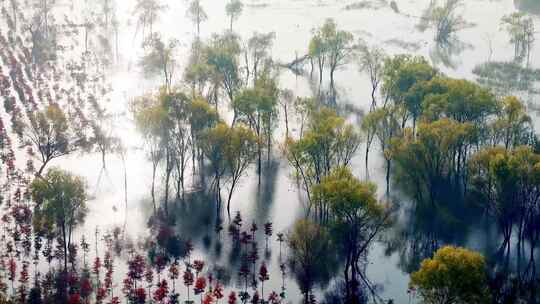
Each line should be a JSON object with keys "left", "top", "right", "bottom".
{"left": 320, "top": 19, "right": 354, "bottom": 92}
{"left": 500, "top": 12, "right": 535, "bottom": 61}
{"left": 140, "top": 36, "right": 179, "bottom": 91}
{"left": 131, "top": 93, "right": 168, "bottom": 212}
{"left": 285, "top": 107, "right": 361, "bottom": 209}
{"left": 201, "top": 122, "right": 257, "bottom": 215}
{"left": 186, "top": 0, "right": 208, "bottom": 37}
{"left": 225, "top": 0, "right": 243, "bottom": 31}
{"left": 313, "top": 166, "right": 390, "bottom": 302}
{"left": 31, "top": 168, "right": 88, "bottom": 272}
{"left": 245, "top": 32, "right": 275, "bottom": 86}
{"left": 233, "top": 73, "right": 279, "bottom": 183}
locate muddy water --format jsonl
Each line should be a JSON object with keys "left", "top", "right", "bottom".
{"left": 51, "top": 0, "right": 540, "bottom": 302}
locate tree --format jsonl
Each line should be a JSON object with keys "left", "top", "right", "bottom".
{"left": 284, "top": 107, "right": 361, "bottom": 212}
{"left": 320, "top": 19, "right": 354, "bottom": 92}
{"left": 468, "top": 146, "right": 540, "bottom": 255}
{"left": 410, "top": 246, "right": 489, "bottom": 304}
{"left": 25, "top": 104, "right": 83, "bottom": 176}
{"left": 189, "top": 98, "right": 220, "bottom": 172}
{"left": 131, "top": 94, "right": 168, "bottom": 212}
{"left": 362, "top": 107, "right": 401, "bottom": 193}
{"left": 490, "top": 96, "right": 532, "bottom": 149}
{"left": 233, "top": 74, "right": 279, "bottom": 183}
{"left": 382, "top": 55, "right": 438, "bottom": 129}
{"left": 31, "top": 168, "right": 88, "bottom": 272}
{"left": 140, "top": 37, "right": 179, "bottom": 91}
{"left": 356, "top": 43, "right": 386, "bottom": 110}
{"left": 225, "top": 0, "right": 243, "bottom": 31}
{"left": 313, "top": 167, "right": 390, "bottom": 301}
{"left": 186, "top": 0, "right": 208, "bottom": 37}
{"left": 162, "top": 91, "right": 192, "bottom": 201}
{"left": 204, "top": 32, "right": 242, "bottom": 116}
{"left": 390, "top": 118, "right": 474, "bottom": 206}
{"left": 245, "top": 32, "right": 275, "bottom": 86}
{"left": 500, "top": 12, "right": 535, "bottom": 61}
{"left": 201, "top": 123, "right": 258, "bottom": 216}
{"left": 222, "top": 124, "right": 258, "bottom": 215}
{"left": 308, "top": 32, "right": 326, "bottom": 88}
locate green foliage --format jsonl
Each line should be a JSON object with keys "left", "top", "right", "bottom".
{"left": 31, "top": 168, "right": 88, "bottom": 233}
{"left": 312, "top": 166, "right": 390, "bottom": 300}
{"left": 410, "top": 246, "right": 489, "bottom": 304}
{"left": 204, "top": 32, "right": 242, "bottom": 102}
{"left": 390, "top": 118, "right": 474, "bottom": 205}
{"left": 285, "top": 107, "right": 361, "bottom": 206}
{"left": 189, "top": 97, "right": 220, "bottom": 140}
{"left": 25, "top": 104, "right": 81, "bottom": 175}
{"left": 490, "top": 96, "right": 533, "bottom": 148}
{"left": 383, "top": 55, "right": 438, "bottom": 106}
{"left": 468, "top": 146, "right": 540, "bottom": 229}
{"left": 201, "top": 122, "right": 258, "bottom": 212}
{"left": 314, "top": 167, "right": 384, "bottom": 222}
{"left": 31, "top": 168, "right": 88, "bottom": 270}
{"left": 416, "top": 77, "right": 498, "bottom": 125}
{"left": 225, "top": 0, "right": 243, "bottom": 30}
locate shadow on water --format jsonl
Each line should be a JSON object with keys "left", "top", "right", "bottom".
{"left": 383, "top": 191, "right": 477, "bottom": 273}
{"left": 250, "top": 159, "right": 281, "bottom": 224}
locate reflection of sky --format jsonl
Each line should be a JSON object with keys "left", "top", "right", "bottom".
{"left": 27, "top": 0, "right": 540, "bottom": 303}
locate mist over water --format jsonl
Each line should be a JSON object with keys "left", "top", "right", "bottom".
{"left": 2, "top": 0, "right": 540, "bottom": 303}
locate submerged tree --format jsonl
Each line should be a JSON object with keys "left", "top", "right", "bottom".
{"left": 132, "top": 94, "right": 168, "bottom": 212}
{"left": 233, "top": 73, "right": 279, "bottom": 183}
{"left": 390, "top": 118, "right": 474, "bottom": 206}
{"left": 284, "top": 107, "right": 361, "bottom": 209}
{"left": 321, "top": 19, "right": 354, "bottom": 92}
{"left": 362, "top": 107, "right": 401, "bottom": 193}
{"left": 313, "top": 167, "right": 390, "bottom": 301}
{"left": 356, "top": 43, "right": 386, "bottom": 110}
{"left": 468, "top": 146, "right": 540, "bottom": 255}
{"left": 309, "top": 18, "right": 354, "bottom": 96}
{"left": 31, "top": 168, "right": 88, "bottom": 272}
{"left": 201, "top": 123, "right": 258, "bottom": 215}
{"left": 245, "top": 32, "right": 276, "bottom": 86}
{"left": 204, "top": 32, "right": 242, "bottom": 115}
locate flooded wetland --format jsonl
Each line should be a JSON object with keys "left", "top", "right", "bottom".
{"left": 1, "top": 0, "right": 540, "bottom": 303}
